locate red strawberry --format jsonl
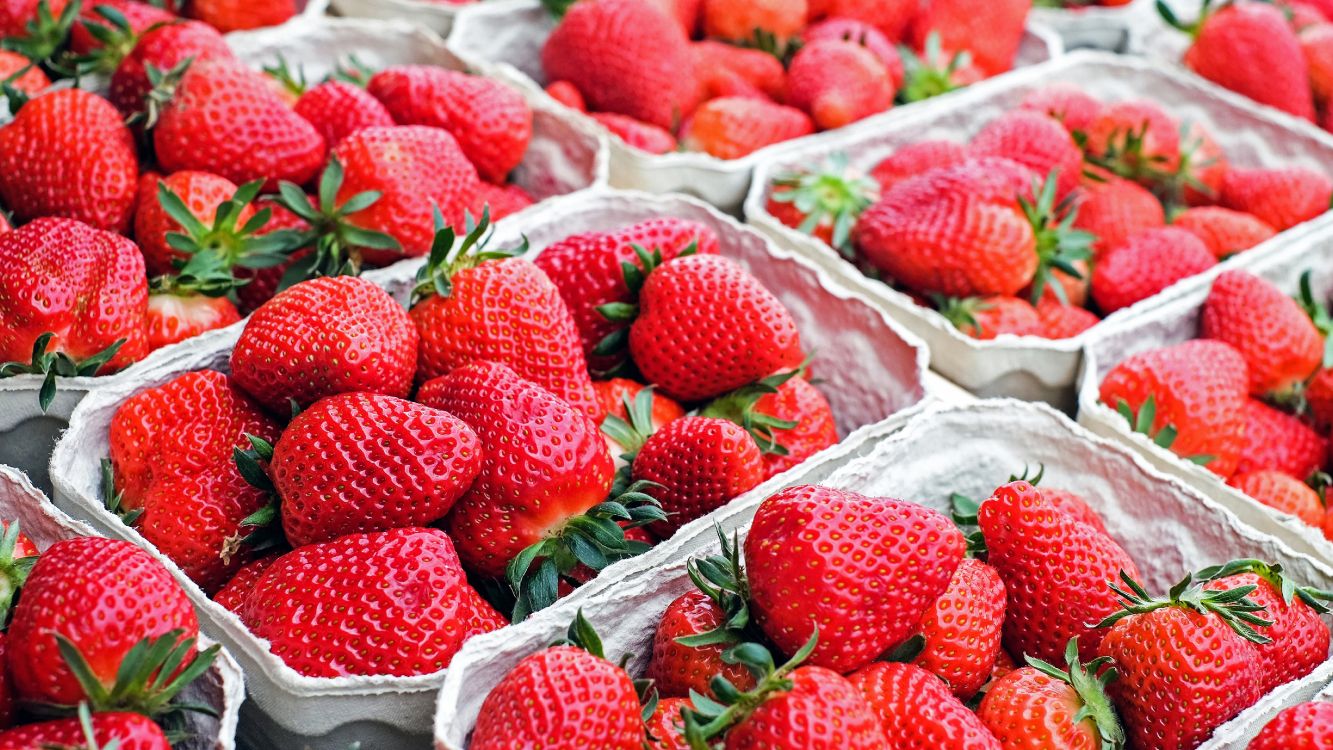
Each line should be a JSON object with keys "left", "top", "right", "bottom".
{"left": 647, "top": 589, "right": 756, "bottom": 698}
{"left": 591, "top": 112, "right": 678, "bottom": 154}
{"left": 470, "top": 181, "right": 535, "bottom": 220}
{"left": 646, "top": 697, "right": 690, "bottom": 749}
{"left": 1177, "top": 121, "right": 1229, "bottom": 206}
{"left": 1071, "top": 170, "right": 1166, "bottom": 258}
{"left": 766, "top": 155, "right": 879, "bottom": 253}
{"left": 868, "top": 140, "right": 969, "bottom": 192}
{"left": 154, "top": 59, "right": 326, "bottom": 189}
{"left": 977, "top": 639, "right": 1124, "bottom": 750}
{"left": 595, "top": 379, "right": 685, "bottom": 447}
{"left": 1304, "top": 24, "right": 1333, "bottom": 105}
{"left": 293, "top": 79, "right": 395, "bottom": 148}
{"left": 542, "top": 0, "right": 699, "bottom": 130}
{"left": 1018, "top": 85, "right": 1104, "bottom": 134}
{"left": 909, "top": 0, "right": 1030, "bottom": 76}
{"left": 701, "top": 0, "right": 806, "bottom": 41}
{"left": 409, "top": 218, "right": 599, "bottom": 418}
{"left": 188, "top": 0, "right": 293, "bottom": 31}
{"left": 681, "top": 97, "right": 815, "bottom": 159}
{"left": 978, "top": 481, "right": 1140, "bottom": 665}
{"left": 1037, "top": 299, "right": 1100, "bottom": 339}
{"left": 1084, "top": 100, "right": 1182, "bottom": 183}
{"left": 0, "top": 89, "right": 138, "bottom": 232}
{"left": 1219, "top": 166, "right": 1332, "bottom": 231}
{"left": 1091, "top": 227, "right": 1216, "bottom": 314}
{"left": 544, "top": 79, "right": 586, "bottom": 111}
{"left": 0, "top": 50, "right": 48, "bottom": 93}
{"left": 970, "top": 110, "right": 1083, "bottom": 197}
{"left": 367, "top": 66, "right": 532, "bottom": 183}
{"left": 69, "top": 0, "right": 174, "bottom": 58}
{"left": 908, "top": 557, "right": 1006, "bottom": 700}
{"left": 939, "top": 296, "right": 1043, "bottom": 340}
{"left": 1201, "top": 270, "right": 1322, "bottom": 396}
{"left": 718, "top": 374, "right": 837, "bottom": 478}
{"left": 849, "top": 661, "right": 1000, "bottom": 749}
{"left": 1172, "top": 206, "right": 1275, "bottom": 258}
{"left": 144, "top": 291, "right": 240, "bottom": 351}
{"left": 630, "top": 254, "right": 803, "bottom": 402}
{"left": 1237, "top": 399, "right": 1326, "bottom": 478}
{"left": 134, "top": 170, "right": 254, "bottom": 277}
{"left": 239, "top": 527, "right": 505, "bottom": 677}
{"left": 0, "top": 712, "right": 169, "bottom": 750}
{"left": 1231, "top": 470, "right": 1325, "bottom": 526}
{"left": 785, "top": 39, "right": 894, "bottom": 131}
{"left": 0, "top": 0, "right": 70, "bottom": 39}
{"left": 692, "top": 40, "right": 786, "bottom": 100}
{"left": 802, "top": 18, "right": 903, "bottom": 82}
{"left": 233, "top": 200, "right": 310, "bottom": 315}
{"left": 211, "top": 552, "right": 279, "bottom": 613}
{"left": 1041, "top": 485, "right": 1109, "bottom": 534}
{"left": 1250, "top": 701, "right": 1333, "bottom": 749}
{"left": 745, "top": 484, "right": 964, "bottom": 672}
{"left": 715, "top": 659, "right": 888, "bottom": 749}
{"left": 1099, "top": 339, "right": 1249, "bottom": 478}
{"left": 109, "top": 20, "right": 233, "bottom": 116}
{"left": 231, "top": 276, "right": 419, "bottom": 414}
{"left": 631, "top": 416, "right": 763, "bottom": 538}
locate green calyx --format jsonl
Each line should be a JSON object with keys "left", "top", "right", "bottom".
{"left": 897, "top": 33, "right": 971, "bottom": 104}
{"left": 411, "top": 206, "right": 527, "bottom": 306}
{"left": 331, "top": 54, "right": 375, "bottom": 87}
{"left": 232, "top": 433, "right": 287, "bottom": 557}
{"left": 681, "top": 630, "right": 819, "bottom": 749}
{"left": 1018, "top": 172, "right": 1094, "bottom": 306}
{"left": 768, "top": 153, "right": 877, "bottom": 257}
{"left": 599, "top": 386, "right": 658, "bottom": 466}
{"left": 64, "top": 8, "right": 172, "bottom": 78}
{"left": 1194, "top": 558, "right": 1333, "bottom": 614}
{"left": 934, "top": 295, "right": 996, "bottom": 338}
{"left": 1297, "top": 270, "right": 1333, "bottom": 369}
{"left": 592, "top": 240, "right": 698, "bottom": 375}
{"left": 1083, "top": 119, "right": 1179, "bottom": 194}
{"left": 262, "top": 54, "right": 307, "bottom": 97}
{"left": 0, "top": 333, "right": 125, "bottom": 412}
{"left": 505, "top": 479, "right": 665, "bottom": 622}
{"left": 0, "top": 520, "right": 36, "bottom": 628}
{"left": 699, "top": 366, "right": 804, "bottom": 456}
{"left": 1154, "top": 121, "right": 1223, "bottom": 211}
{"left": 1157, "top": 0, "right": 1219, "bottom": 38}
{"left": 1114, "top": 395, "right": 1215, "bottom": 467}
{"left": 1027, "top": 638, "right": 1126, "bottom": 750}
{"left": 539, "top": 0, "right": 579, "bottom": 18}
{"left": 100, "top": 458, "right": 142, "bottom": 528}
{"left": 675, "top": 527, "right": 754, "bottom": 650}
{"left": 0, "top": 0, "right": 79, "bottom": 72}
{"left": 1097, "top": 569, "right": 1273, "bottom": 644}
{"left": 742, "top": 28, "right": 802, "bottom": 67}
{"left": 949, "top": 491, "right": 988, "bottom": 559}
{"left": 134, "top": 56, "right": 193, "bottom": 129}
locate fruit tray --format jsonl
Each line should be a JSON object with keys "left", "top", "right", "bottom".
{"left": 432, "top": 398, "right": 1333, "bottom": 748}
{"left": 1030, "top": 0, "right": 1152, "bottom": 52}
{"left": 329, "top": 0, "right": 529, "bottom": 37}
{"left": 745, "top": 49, "right": 1333, "bottom": 410}
{"left": 0, "top": 465, "right": 246, "bottom": 750}
{"left": 1077, "top": 226, "right": 1333, "bottom": 563}
{"left": 445, "top": 0, "right": 1064, "bottom": 214}
{"left": 47, "top": 188, "right": 929, "bottom": 750}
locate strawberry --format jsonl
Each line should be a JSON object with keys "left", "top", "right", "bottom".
{"left": 134, "top": 171, "right": 254, "bottom": 277}
{"left": 701, "top": 0, "right": 805, "bottom": 41}
{"left": 1083, "top": 100, "right": 1182, "bottom": 186}
{"left": 595, "top": 379, "right": 685, "bottom": 456}
{"left": 1201, "top": 270, "right": 1323, "bottom": 397}
{"left": 970, "top": 110, "right": 1083, "bottom": 198}
{"left": 1219, "top": 166, "right": 1332, "bottom": 231}
{"left": 211, "top": 552, "right": 279, "bottom": 613}
{"left": 470, "top": 181, "right": 534, "bottom": 221}
{"left": 692, "top": 41, "right": 786, "bottom": 100}
{"left": 1018, "top": 85, "right": 1104, "bottom": 134}
{"left": 541, "top": 0, "right": 699, "bottom": 130}
{"left": 1238, "top": 399, "right": 1326, "bottom": 479}
{"left": 977, "top": 639, "right": 1124, "bottom": 750}
{"left": 471, "top": 615, "right": 645, "bottom": 750}
{"left": 154, "top": 59, "right": 326, "bottom": 190}
{"left": 1071, "top": 170, "right": 1166, "bottom": 258}
{"left": 706, "top": 373, "right": 837, "bottom": 478}
{"left": 544, "top": 79, "right": 586, "bottom": 111}
{"left": 630, "top": 416, "right": 764, "bottom": 538}
{"left": 1097, "top": 572, "right": 1269, "bottom": 750}
{"left": 144, "top": 291, "right": 240, "bottom": 351}
{"left": 784, "top": 39, "right": 894, "bottom": 131}
{"left": 1171, "top": 206, "right": 1275, "bottom": 258}
{"left": 1232, "top": 470, "right": 1325, "bottom": 526}
{"left": 591, "top": 112, "right": 678, "bottom": 154}
{"left": 1164, "top": 0, "right": 1316, "bottom": 121}
{"left": 367, "top": 66, "right": 532, "bottom": 184}
{"left": 187, "top": 0, "right": 294, "bottom": 32}
{"left": 238, "top": 527, "right": 505, "bottom": 677}
{"left": 233, "top": 200, "right": 311, "bottom": 315}
{"left": 1303, "top": 24, "right": 1333, "bottom": 105}
{"left": 0, "top": 49, "right": 48, "bottom": 93}
{"left": 868, "top": 140, "right": 969, "bottom": 192}
{"left": 1091, "top": 227, "right": 1216, "bottom": 314}
{"left": 0, "top": 89, "right": 138, "bottom": 233}
{"left": 292, "top": 79, "right": 395, "bottom": 148}
{"left": 1037, "top": 299, "right": 1100, "bottom": 339}
{"left": 680, "top": 97, "right": 815, "bottom": 159}
{"left": 745, "top": 484, "right": 964, "bottom": 672}
{"left": 938, "top": 296, "right": 1043, "bottom": 340}
{"left": 1175, "top": 121, "right": 1229, "bottom": 206}
{"left": 8, "top": 537, "right": 207, "bottom": 710}
{"left": 766, "top": 154, "right": 879, "bottom": 254}
{"left": 646, "top": 698, "right": 690, "bottom": 749}
{"left": 904, "top": 557, "right": 1006, "bottom": 700}
{"left": 409, "top": 216, "right": 599, "bottom": 418}
{"left": 231, "top": 276, "right": 419, "bottom": 414}
{"left": 629, "top": 254, "right": 804, "bottom": 402}
{"left": 897, "top": 36, "right": 986, "bottom": 103}
{"left": 909, "top": 0, "right": 1030, "bottom": 77}
{"left": 0, "top": 218, "right": 147, "bottom": 409}
{"left": 1249, "top": 701, "right": 1333, "bottom": 749}
{"left": 1100, "top": 339, "right": 1249, "bottom": 478}
{"left": 848, "top": 661, "right": 1000, "bottom": 749}
{"left": 0, "top": 710, "right": 169, "bottom": 750}
{"left": 108, "top": 20, "right": 233, "bottom": 116}
{"left": 68, "top": 0, "right": 174, "bottom": 58}
{"left": 646, "top": 0, "right": 701, "bottom": 35}
{"left": 802, "top": 18, "right": 904, "bottom": 80}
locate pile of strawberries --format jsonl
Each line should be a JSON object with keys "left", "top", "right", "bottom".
{"left": 1100, "top": 269, "right": 1333, "bottom": 542}
{"left": 0, "top": 521, "right": 222, "bottom": 749}
{"left": 471, "top": 478, "right": 1333, "bottom": 750}
{"left": 1, "top": 0, "right": 300, "bottom": 36}
{"left": 767, "top": 86, "right": 1333, "bottom": 341}
{"left": 538, "top": 0, "right": 1033, "bottom": 159}
{"left": 1251, "top": 701, "right": 1333, "bottom": 746}
{"left": 0, "top": 0, "right": 542, "bottom": 409}
{"left": 101, "top": 213, "right": 840, "bottom": 677}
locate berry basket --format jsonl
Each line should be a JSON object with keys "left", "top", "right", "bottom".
{"left": 431, "top": 399, "right": 1333, "bottom": 749}
{"left": 0, "top": 465, "right": 246, "bottom": 750}
{"left": 48, "top": 188, "right": 930, "bottom": 750}
{"left": 745, "top": 49, "right": 1333, "bottom": 410}
{"left": 444, "top": 0, "right": 1063, "bottom": 214}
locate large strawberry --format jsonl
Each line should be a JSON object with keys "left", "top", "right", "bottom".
{"left": 1201, "top": 270, "right": 1323, "bottom": 396}
{"left": 1234, "top": 398, "right": 1326, "bottom": 480}
{"left": 1090, "top": 227, "right": 1216, "bottom": 314}
{"left": 1070, "top": 170, "right": 1166, "bottom": 258}
{"left": 238, "top": 527, "right": 505, "bottom": 677}
{"left": 0, "top": 89, "right": 138, "bottom": 232}
{"left": 0, "top": 710, "right": 169, "bottom": 750}
{"left": 1099, "top": 339, "right": 1249, "bottom": 478}
{"left": 849, "top": 661, "right": 1000, "bottom": 749}
{"left": 409, "top": 216, "right": 599, "bottom": 418}
{"left": 269, "top": 392, "right": 482, "bottom": 547}
{"left": 231, "top": 276, "right": 418, "bottom": 414}
{"left": 1219, "top": 166, "right": 1332, "bottom": 232}
{"left": 704, "top": 373, "right": 838, "bottom": 479}
{"left": 745, "top": 485, "right": 964, "bottom": 673}
{"left": 1249, "top": 701, "right": 1333, "bottom": 750}
{"left": 108, "top": 19, "right": 233, "bottom": 116}
{"left": 367, "top": 66, "right": 532, "bottom": 183}
{"left": 970, "top": 110, "right": 1083, "bottom": 198}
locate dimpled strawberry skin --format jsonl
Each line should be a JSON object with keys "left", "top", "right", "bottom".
{"left": 725, "top": 666, "right": 888, "bottom": 750}
{"left": 633, "top": 416, "right": 764, "bottom": 538}
{"left": 1250, "top": 702, "right": 1333, "bottom": 750}
{"left": 647, "top": 590, "right": 756, "bottom": 699}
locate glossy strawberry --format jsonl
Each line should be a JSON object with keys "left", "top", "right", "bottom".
{"left": 1234, "top": 398, "right": 1326, "bottom": 479}
{"left": 144, "top": 292, "right": 240, "bottom": 352}
{"left": 0, "top": 49, "right": 48, "bottom": 93}
{"left": 646, "top": 697, "right": 690, "bottom": 750}
{"left": 595, "top": 378, "right": 685, "bottom": 459}
{"left": 633, "top": 416, "right": 764, "bottom": 538}
{"left": 940, "top": 296, "right": 1043, "bottom": 340}
{"left": 0, "top": 712, "right": 169, "bottom": 750}
{"left": 293, "top": 79, "right": 395, "bottom": 148}
{"left": 1202, "top": 270, "right": 1323, "bottom": 396}
{"left": 1249, "top": 701, "right": 1333, "bottom": 750}
{"left": 1231, "top": 471, "right": 1325, "bottom": 526}
{"left": 647, "top": 590, "right": 755, "bottom": 699}
{"left": 109, "top": 20, "right": 233, "bottom": 116}
{"left": 188, "top": 0, "right": 294, "bottom": 32}
{"left": 1172, "top": 206, "right": 1275, "bottom": 258}
{"left": 977, "top": 639, "right": 1124, "bottom": 750}
{"left": 849, "top": 661, "right": 1000, "bottom": 749}
{"left": 134, "top": 170, "right": 254, "bottom": 277}
{"left": 720, "top": 662, "right": 887, "bottom": 749}
{"left": 909, "top": 558, "right": 1006, "bottom": 700}
{"left": 1220, "top": 166, "right": 1332, "bottom": 231}
{"left": 766, "top": 155, "right": 879, "bottom": 252}
{"left": 1091, "top": 227, "right": 1216, "bottom": 314}
{"left": 681, "top": 97, "right": 815, "bottom": 159}
{"left": 1037, "top": 299, "right": 1101, "bottom": 340}
{"left": 909, "top": 0, "right": 1028, "bottom": 76}
{"left": 785, "top": 39, "right": 893, "bottom": 131}
{"left": 732, "top": 375, "right": 838, "bottom": 478}
{"left": 211, "top": 552, "right": 279, "bottom": 613}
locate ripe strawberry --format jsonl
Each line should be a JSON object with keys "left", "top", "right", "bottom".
{"left": 907, "top": 558, "right": 1006, "bottom": 700}
{"left": 648, "top": 591, "right": 757, "bottom": 699}
{"left": 234, "top": 200, "right": 311, "bottom": 315}
{"left": 631, "top": 416, "right": 764, "bottom": 538}
{"left": 1242, "top": 399, "right": 1326, "bottom": 479}
{"left": 0, "top": 89, "right": 138, "bottom": 232}
{"left": 1090, "top": 227, "right": 1216, "bottom": 314}
{"left": 541, "top": 0, "right": 699, "bottom": 130}
{"left": 1175, "top": 121, "right": 1229, "bottom": 207}
{"left": 211, "top": 552, "right": 279, "bottom": 613}
{"left": 471, "top": 615, "right": 644, "bottom": 750}
{"left": 766, "top": 155, "right": 879, "bottom": 253}
{"left": 868, "top": 140, "right": 969, "bottom": 192}
{"left": 134, "top": 171, "right": 254, "bottom": 276}
{"left": 692, "top": 40, "right": 786, "bottom": 100}
{"left": 1303, "top": 24, "right": 1333, "bottom": 105}
{"left": 109, "top": 20, "right": 233, "bottom": 116}
{"left": 409, "top": 217, "right": 599, "bottom": 418}
{"left": 187, "top": 0, "right": 294, "bottom": 32}
{"left": 1100, "top": 339, "right": 1249, "bottom": 478}
{"left": 785, "top": 39, "right": 894, "bottom": 131}
{"left": 69, "top": 0, "right": 174, "bottom": 58}
{"left": 680, "top": 97, "right": 815, "bottom": 159}
{"left": 144, "top": 291, "right": 240, "bottom": 351}
{"left": 1084, "top": 100, "right": 1182, "bottom": 186}
{"left": 239, "top": 527, "right": 505, "bottom": 677}
{"left": 630, "top": 254, "right": 803, "bottom": 402}
{"left": 1250, "top": 701, "right": 1333, "bottom": 749}
{"left": 591, "top": 112, "right": 678, "bottom": 154}
{"left": 709, "top": 374, "right": 837, "bottom": 478}
{"left": 1166, "top": 0, "right": 1316, "bottom": 120}
{"left": 231, "top": 276, "right": 419, "bottom": 414}
{"left": 293, "top": 79, "right": 395, "bottom": 148}
{"left": 0, "top": 0, "right": 69, "bottom": 38}
{"left": 970, "top": 110, "right": 1083, "bottom": 198}
{"left": 1018, "top": 85, "right": 1104, "bottom": 134}
{"left": 939, "top": 296, "right": 1043, "bottom": 340}
{"left": 470, "top": 181, "right": 534, "bottom": 221}
{"left": 803, "top": 18, "right": 904, "bottom": 80}
{"left": 646, "top": 697, "right": 690, "bottom": 749}
{"left": 1071, "top": 170, "right": 1166, "bottom": 258}
{"left": 544, "top": 79, "right": 586, "bottom": 111}
{"left": 0, "top": 49, "right": 48, "bottom": 93}
{"left": 909, "top": 0, "right": 1029, "bottom": 77}
{"left": 0, "top": 711, "right": 169, "bottom": 750}
{"left": 745, "top": 484, "right": 964, "bottom": 672}
{"left": 701, "top": 0, "right": 805, "bottom": 41}
{"left": 1172, "top": 206, "right": 1275, "bottom": 258}
{"left": 1233, "top": 470, "right": 1325, "bottom": 526}
{"left": 1201, "top": 270, "right": 1323, "bottom": 396}
{"left": 977, "top": 639, "right": 1125, "bottom": 750}
{"left": 1219, "top": 166, "right": 1332, "bottom": 231}
{"left": 1097, "top": 572, "right": 1269, "bottom": 750}
{"left": 849, "top": 662, "right": 1000, "bottom": 749}
{"left": 1037, "top": 299, "right": 1100, "bottom": 339}
{"left": 595, "top": 379, "right": 685, "bottom": 457}
{"left": 154, "top": 59, "right": 326, "bottom": 190}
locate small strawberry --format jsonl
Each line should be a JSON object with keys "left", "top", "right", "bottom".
{"left": 595, "top": 379, "right": 685, "bottom": 459}
{"left": 0, "top": 49, "right": 48, "bottom": 93}
{"left": 1090, "top": 227, "right": 1216, "bottom": 314}
{"left": 970, "top": 110, "right": 1083, "bottom": 198}
{"left": 849, "top": 661, "right": 1000, "bottom": 749}
{"left": 802, "top": 18, "right": 902, "bottom": 82}
{"left": 909, "top": 0, "right": 1029, "bottom": 77}
{"left": 144, "top": 291, "right": 240, "bottom": 351}
{"left": 938, "top": 296, "right": 1043, "bottom": 340}
{"left": 187, "top": 0, "right": 294, "bottom": 32}
{"left": 108, "top": 20, "right": 233, "bottom": 116}
{"left": 292, "top": 79, "right": 395, "bottom": 148}
{"left": 784, "top": 39, "right": 894, "bottom": 131}
{"left": 1219, "top": 166, "right": 1333, "bottom": 231}
{"left": 1037, "top": 299, "right": 1100, "bottom": 339}
{"left": 1071, "top": 170, "right": 1166, "bottom": 258}
{"left": 1231, "top": 471, "right": 1325, "bottom": 526}
{"left": 704, "top": 372, "right": 837, "bottom": 479}
{"left": 646, "top": 698, "right": 690, "bottom": 749}
{"left": 0, "top": 709, "right": 169, "bottom": 750}
{"left": 1234, "top": 398, "right": 1326, "bottom": 479}
{"left": 591, "top": 112, "right": 678, "bottom": 154}
{"left": 239, "top": 527, "right": 505, "bottom": 677}
{"left": 766, "top": 153, "right": 879, "bottom": 254}
{"left": 1172, "top": 206, "right": 1275, "bottom": 258}
{"left": 470, "top": 181, "right": 534, "bottom": 221}
{"left": 905, "top": 557, "right": 1006, "bottom": 700}
{"left": 868, "top": 140, "right": 969, "bottom": 192}
{"left": 1249, "top": 701, "right": 1333, "bottom": 749}
{"left": 1018, "top": 84, "right": 1104, "bottom": 134}
{"left": 680, "top": 97, "right": 815, "bottom": 159}
{"left": 1201, "top": 270, "right": 1323, "bottom": 397}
